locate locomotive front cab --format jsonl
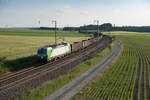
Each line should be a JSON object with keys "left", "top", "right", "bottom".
{"left": 37, "top": 48, "right": 47, "bottom": 60}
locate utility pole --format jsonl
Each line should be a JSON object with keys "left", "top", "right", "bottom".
{"left": 94, "top": 20, "right": 99, "bottom": 33}
{"left": 52, "top": 20, "right": 57, "bottom": 45}
{"left": 84, "top": 24, "right": 87, "bottom": 33}
{"left": 38, "top": 20, "right": 40, "bottom": 28}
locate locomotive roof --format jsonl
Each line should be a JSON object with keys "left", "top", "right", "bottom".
{"left": 42, "top": 43, "right": 69, "bottom": 49}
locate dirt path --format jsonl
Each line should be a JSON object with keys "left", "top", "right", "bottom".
{"left": 43, "top": 40, "right": 121, "bottom": 100}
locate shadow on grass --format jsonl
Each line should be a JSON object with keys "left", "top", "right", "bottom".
{"left": 0, "top": 55, "right": 40, "bottom": 73}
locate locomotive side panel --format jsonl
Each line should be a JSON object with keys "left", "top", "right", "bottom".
{"left": 37, "top": 43, "right": 71, "bottom": 61}
{"left": 50, "top": 45, "right": 70, "bottom": 59}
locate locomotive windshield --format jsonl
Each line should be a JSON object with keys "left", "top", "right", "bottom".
{"left": 38, "top": 48, "right": 47, "bottom": 55}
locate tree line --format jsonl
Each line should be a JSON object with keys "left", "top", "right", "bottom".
{"left": 30, "top": 23, "right": 150, "bottom": 33}
{"left": 63, "top": 23, "right": 150, "bottom": 33}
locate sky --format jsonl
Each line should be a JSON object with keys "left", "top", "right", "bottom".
{"left": 0, "top": 0, "right": 150, "bottom": 27}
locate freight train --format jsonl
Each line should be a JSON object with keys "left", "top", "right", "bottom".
{"left": 37, "top": 33, "right": 103, "bottom": 62}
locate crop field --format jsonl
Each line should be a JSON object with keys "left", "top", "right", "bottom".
{"left": 0, "top": 35, "right": 89, "bottom": 60}
{"left": 74, "top": 32, "right": 150, "bottom": 100}
{"left": 0, "top": 28, "right": 90, "bottom": 60}
{"left": 0, "top": 28, "right": 89, "bottom": 37}
{"left": 0, "top": 28, "right": 89, "bottom": 73}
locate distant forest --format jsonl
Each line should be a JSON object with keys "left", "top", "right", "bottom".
{"left": 63, "top": 23, "right": 150, "bottom": 33}
{"left": 32, "top": 23, "right": 150, "bottom": 33}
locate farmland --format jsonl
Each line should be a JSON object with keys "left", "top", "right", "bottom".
{"left": 0, "top": 35, "right": 89, "bottom": 60}
{"left": 74, "top": 32, "right": 150, "bottom": 100}
{"left": 0, "top": 28, "right": 89, "bottom": 73}
{"left": 0, "top": 28, "right": 89, "bottom": 37}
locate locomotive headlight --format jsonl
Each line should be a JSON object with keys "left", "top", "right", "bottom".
{"left": 41, "top": 54, "right": 46, "bottom": 59}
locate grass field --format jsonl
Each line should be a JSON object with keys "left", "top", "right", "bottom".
{"left": 0, "top": 28, "right": 90, "bottom": 73}
{"left": 0, "top": 35, "right": 89, "bottom": 60}
{"left": 104, "top": 31, "right": 150, "bottom": 37}
{"left": 73, "top": 32, "right": 150, "bottom": 100}
{"left": 0, "top": 28, "right": 89, "bottom": 37}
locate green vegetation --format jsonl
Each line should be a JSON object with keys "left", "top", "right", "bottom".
{"left": 17, "top": 42, "right": 114, "bottom": 100}
{"left": 103, "top": 31, "right": 150, "bottom": 36}
{"left": 0, "top": 28, "right": 90, "bottom": 73}
{"left": 65, "top": 23, "right": 150, "bottom": 32}
{"left": 0, "top": 28, "right": 89, "bottom": 37}
{"left": 0, "top": 36, "right": 89, "bottom": 60}
{"left": 74, "top": 32, "right": 150, "bottom": 100}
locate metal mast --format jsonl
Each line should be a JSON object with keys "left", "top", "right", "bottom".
{"left": 94, "top": 20, "right": 99, "bottom": 33}
{"left": 38, "top": 20, "right": 40, "bottom": 28}
{"left": 52, "top": 20, "right": 57, "bottom": 45}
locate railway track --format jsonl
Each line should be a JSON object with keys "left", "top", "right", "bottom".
{"left": 0, "top": 36, "right": 112, "bottom": 100}
{"left": 0, "top": 40, "right": 99, "bottom": 88}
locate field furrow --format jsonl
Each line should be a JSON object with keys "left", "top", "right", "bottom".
{"left": 145, "top": 56, "right": 150, "bottom": 100}
{"left": 73, "top": 33, "right": 150, "bottom": 100}
{"left": 133, "top": 57, "right": 141, "bottom": 100}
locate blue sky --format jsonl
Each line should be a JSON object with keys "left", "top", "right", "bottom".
{"left": 0, "top": 0, "right": 150, "bottom": 27}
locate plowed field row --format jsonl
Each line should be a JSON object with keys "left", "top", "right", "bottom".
{"left": 73, "top": 36, "right": 150, "bottom": 100}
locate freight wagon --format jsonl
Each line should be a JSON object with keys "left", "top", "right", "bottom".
{"left": 71, "top": 42, "right": 83, "bottom": 52}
